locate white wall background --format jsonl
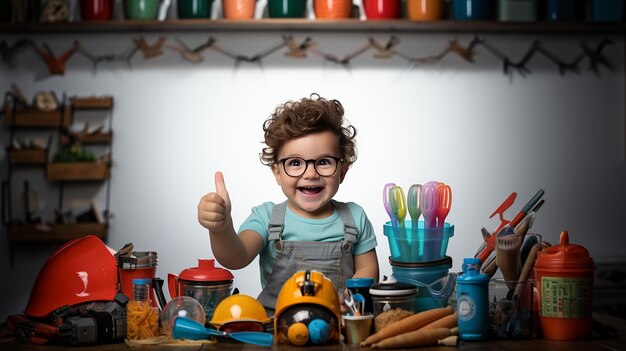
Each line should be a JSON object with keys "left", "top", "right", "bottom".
{"left": 1, "top": 20, "right": 625, "bottom": 321}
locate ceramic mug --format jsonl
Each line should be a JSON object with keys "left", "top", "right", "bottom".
{"left": 406, "top": 0, "right": 443, "bottom": 20}
{"left": 177, "top": 0, "right": 213, "bottom": 18}
{"left": 452, "top": 0, "right": 490, "bottom": 20}
{"left": 268, "top": 0, "right": 306, "bottom": 18}
{"left": 0, "top": 1, "right": 11, "bottom": 22}
{"left": 590, "top": 0, "right": 623, "bottom": 22}
{"left": 314, "top": 0, "right": 352, "bottom": 18}
{"left": 222, "top": 0, "right": 256, "bottom": 19}
{"left": 363, "top": 0, "right": 400, "bottom": 19}
{"left": 545, "top": 0, "right": 579, "bottom": 21}
{"left": 81, "top": 0, "right": 114, "bottom": 20}
{"left": 124, "top": 0, "right": 163, "bottom": 19}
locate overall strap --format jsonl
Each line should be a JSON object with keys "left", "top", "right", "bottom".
{"left": 267, "top": 200, "right": 358, "bottom": 251}
{"left": 332, "top": 200, "right": 358, "bottom": 251}
{"left": 268, "top": 201, "right": 288, "bottom": 244}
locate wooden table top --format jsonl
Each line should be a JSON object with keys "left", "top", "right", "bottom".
{"left": 2, "top": 313, "right": 625, "bottom": 351}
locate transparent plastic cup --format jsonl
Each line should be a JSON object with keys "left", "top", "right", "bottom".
{"left": 384, "top": 220, "right": 454, "bottom": 263}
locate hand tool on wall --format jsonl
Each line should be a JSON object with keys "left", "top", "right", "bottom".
{"left": 475, "top": 192, "right": 517, "bottom": 264}
{"left": 508, "top": 189, "right": 545, "bottom": 229}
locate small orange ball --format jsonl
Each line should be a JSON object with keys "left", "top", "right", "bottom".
{"left": 287, "top": 322, "right": 309, "bottom": 346}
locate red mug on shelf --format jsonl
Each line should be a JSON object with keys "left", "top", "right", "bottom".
{"left": 363, "top": 0, "right": 400, "bottom": 19}
{"left": 80, "top": 0, "right": 114, "bottom": 21}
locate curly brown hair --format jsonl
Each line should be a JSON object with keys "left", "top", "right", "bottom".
{"left": 260, "top": 93, "right": 357, "bottom": 167}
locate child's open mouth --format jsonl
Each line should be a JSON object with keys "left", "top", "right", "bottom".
{"left": 298, "top": 186, "right": 323, "bottom": 195}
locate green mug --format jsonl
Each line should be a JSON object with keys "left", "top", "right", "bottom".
{"left": 124, "top": 0, "right": 160, "bottom": 19}
{"left": 268, "top": 0, "right": 306, "bottom": 18}
{"left": 177, "top": 0, "right": 213, "bottom": 18}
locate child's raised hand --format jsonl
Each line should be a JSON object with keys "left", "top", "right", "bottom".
{"left": 197, "top": 171, "right": 232, "bottom": 234}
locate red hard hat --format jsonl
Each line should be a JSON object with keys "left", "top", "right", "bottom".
{"left": 24, "top": 235, "right": 118, "bottom": 318}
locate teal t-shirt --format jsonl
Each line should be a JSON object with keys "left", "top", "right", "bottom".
{"left": 238, "top": 201, "right": 378, "bottom": 288}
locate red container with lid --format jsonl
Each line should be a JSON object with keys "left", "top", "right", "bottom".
{"left": 117, "top": 251, "right": 158, "bottom": 307}
{"left": 534, "top": 230, "right": 594, "bottom": 340}
{"left": 168, "top": 259, "right": 234, "bottom": 323}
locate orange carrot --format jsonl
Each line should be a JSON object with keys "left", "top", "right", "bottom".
{"left": 361, "top": 306, "right": 453, "bottom": 346}
{"left": 420, "top": 312, "right": 457, "bottom": 330}
{"left": 371, "top": 327, "right": 452, "bottom": 349}
{"left": 438, "top": 335, "right": 459, "bottom": 346}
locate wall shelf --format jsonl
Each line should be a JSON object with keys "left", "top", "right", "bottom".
{"left": 8, "top": 223, "right": 108, "bottom": 242}
{"left": 46, "top": 162, "right": 110, "bottom": 181}
{"left": 61, "top": 132, "right": 112, "bottom": 145}
{"left": 2, "top": 93, "right": 114, "bottom": 249}
{"left": 71, "top": 96, "right": 114, "bottom": 109}
{"left": 8, "top": 149, "right": 48, "bottom": 165}
{"left": 3, "top": 106, "right": 71, "bottom": 128}
{"left": 0, "top": 19, "right": 625, "bottom": 35}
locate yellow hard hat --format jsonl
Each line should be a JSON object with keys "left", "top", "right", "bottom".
{"left": 210, "top": 294, "right": 271, "bottom": 329}
{"left": 274, "top": 270, "right": 341, "bottom": 345}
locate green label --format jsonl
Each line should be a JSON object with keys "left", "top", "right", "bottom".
{"left": 541, "top": 276, "right": 592, "bottom": 318}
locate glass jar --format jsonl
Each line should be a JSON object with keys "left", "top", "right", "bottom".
{"left": 369, "top": 276, "right": 417, "bottom": 316}
{"left": 127, "top": 278, "right": 159, "bottom": 340}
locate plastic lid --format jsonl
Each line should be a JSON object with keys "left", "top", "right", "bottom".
{"left": 369, "top": 276, "right": 417, "bottom": 296}
{"left": 463, "top": 258, "right": 481, "bottom": 266}
{"left": 535, "top": 230, "right": 594, "bottom": 269}
{"left": 458, "top": 258, "right": 489, "bottom": 283}
{"left": 178, "top": 259, "right": 234, "bottom": 282}
{"left": 346, "top": 278, "right": 374, "bottom": 289}
{"left": 132, "top": 278, "right": 152, "bottom": 285}
{"left": 389, "top": 256, "right": 452, "bottom": 268}
{"left": 461, "top": 257, "right": 482, "bottom": 273}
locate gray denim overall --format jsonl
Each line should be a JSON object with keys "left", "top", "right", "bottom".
{"left": 257, "top": 200, "right": 357, "bottom": 314}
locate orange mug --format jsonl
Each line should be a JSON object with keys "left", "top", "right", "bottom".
{"left": 407, "top": 0, "right": 443, "bottom": 21}
{"left": 314, "top": 0, "right": 353, "bottom": 18}
{"left": 222, "top": 0, "right": 256, "bottom": 19}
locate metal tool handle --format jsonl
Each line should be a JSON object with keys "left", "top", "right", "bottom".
{"left": 512, "top": 244, "right": 542, "bottom": 299}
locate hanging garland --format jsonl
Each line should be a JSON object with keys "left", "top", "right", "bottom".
{"left": 0, "top": 35, "right": 614, "bottom": 76}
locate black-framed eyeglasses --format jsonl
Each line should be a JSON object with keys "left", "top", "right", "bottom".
{"left": 278, "top": 156, "right": 343, "bottom": 177}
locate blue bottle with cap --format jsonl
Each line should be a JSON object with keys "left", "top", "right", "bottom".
{"left": 456, "top": 258, "right": 489, "bottom": 341}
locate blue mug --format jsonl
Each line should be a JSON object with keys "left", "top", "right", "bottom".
{"left": 545, "top": 0, "right": 579, "bottom": 21}
{"left": 452, "top": 0, "right": 491, "bottom": 20}
{"left": 590, "top": 0, "right": 623, "bottom": 22}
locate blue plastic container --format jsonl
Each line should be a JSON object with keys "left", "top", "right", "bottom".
{"left": 384, "top": 221, "right": 454, "bottom": 263}
{"left": 452, "top": 0, "right": 492, "bottom": 20}
{"left": 590, "top": 0, "right": 623, "bottom": 22}
{"left": 545, "top": 0, "right": 580, "bottom": 21}
{"left": 391, "top": 256, "right": 456, "bottom": 312}
{"left": 346, "top": 278, "right": 374, "bottom": 315}
{"left": 456, "top": 258, "right": 490, "bottom": 341}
